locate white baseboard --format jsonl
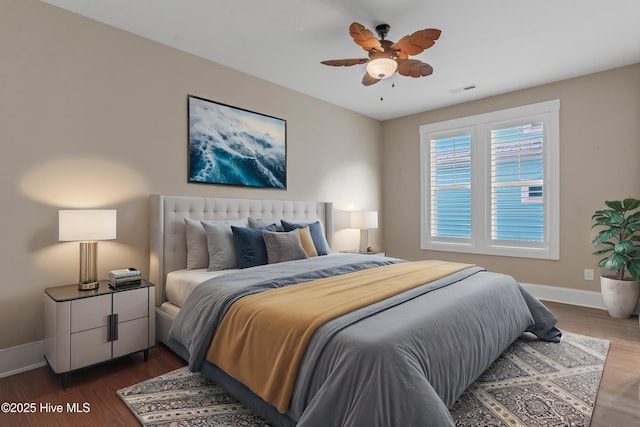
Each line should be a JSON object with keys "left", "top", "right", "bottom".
{"left": 0, "top": 340, "right": 46, "bottom": 378}
{"left": 521, "top": 282, "right": 640, "bottom": 315}
{"left": 1, "top": 283, "right": 637, "bottom": 378}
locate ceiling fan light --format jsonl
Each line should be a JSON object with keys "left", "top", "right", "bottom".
{"left": 366, "top": 58, "right": 397, "bottom": 80}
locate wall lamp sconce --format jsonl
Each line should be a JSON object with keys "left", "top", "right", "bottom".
{"left": 59, "top": 209, "right": 117, "bottom": 290}
{"left": 350, "top": 211, "right": 378, "bottom": 253}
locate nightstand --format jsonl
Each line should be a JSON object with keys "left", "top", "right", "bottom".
{"left": 44, "top": 280, "right": 155, "bottom": 388}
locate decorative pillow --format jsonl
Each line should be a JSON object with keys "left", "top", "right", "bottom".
{"left": 232, "top": 224, "right": 277, "bottom": 269}
{"left": 248, "top": 217, "right": 283, "bottom": 231}
{"left": 296, "top": 226, "right": 318, "bottom": 257}
{"left": 184, "top": 218, "right": 209, "bottom": 269}
{"left": 281, "top": 220, "right": 330, "bottom": 255}
{"left": 201, "top": 218, "right": 248, "bottom": 271}
{"left": 262, "top": 230, "right": 309, "bottom": 264}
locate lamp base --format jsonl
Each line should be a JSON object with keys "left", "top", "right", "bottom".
{"left": 78, "top": 241, "right": 99, "bottom": 291}
{"left": 359, "top": 229, "right": 369, "bottom": 253}
{"left": 78, "top": 281, "right": 99, "bottom": 291}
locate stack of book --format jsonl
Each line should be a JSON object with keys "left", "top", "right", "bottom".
{"left": 108, "top": 268, "right": 142, "bottom": 288}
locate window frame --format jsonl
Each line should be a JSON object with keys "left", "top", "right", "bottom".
{"left": 420, "top": 100, "right": 560, "bottom": 260}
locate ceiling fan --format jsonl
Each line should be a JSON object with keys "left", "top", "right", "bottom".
{"left": 321, "top": 22, "right": 441, "bottom": 86}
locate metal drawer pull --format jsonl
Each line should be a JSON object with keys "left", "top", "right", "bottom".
{"left": 107, "top": 313, "right": 119, "bottom": 341}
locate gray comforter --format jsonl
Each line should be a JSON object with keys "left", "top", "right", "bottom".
{"left": 169, "top": 254, "right": 560, "bottom": 426}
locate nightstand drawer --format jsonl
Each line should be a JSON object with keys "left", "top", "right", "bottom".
{"left": 113, "top": 317, "right": 149, "bottom": 358}
{"left": 113, "top": 287, "right": 149, "bottom": 322}
{"left": 70, "top": 294, "right": 111, "bottom": 333}
{"left": 70, "top": 327, "right": 111, "bottom": 370}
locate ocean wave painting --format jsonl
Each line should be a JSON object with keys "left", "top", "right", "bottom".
{"left": 188, "top": 96, "right": 286, "bottom": 189}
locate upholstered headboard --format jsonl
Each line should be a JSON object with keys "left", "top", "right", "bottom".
{"left": 149, "top": 194, "right": 333, "bottom": 306}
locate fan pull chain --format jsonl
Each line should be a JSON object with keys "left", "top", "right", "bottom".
{"left": 380, "top": 83, "right": 395, "bottom": 101}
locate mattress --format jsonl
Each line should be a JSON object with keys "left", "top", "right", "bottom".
{"left": 165, "top": 254, "right": 344, "bottom": 307}
{"left": 165, "top": 268, "right": 237, "bottom": 308}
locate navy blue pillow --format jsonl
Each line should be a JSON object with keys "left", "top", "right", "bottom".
{"left": 231, "top": 224, "right": 277, "bottom": 268}
{"left": 280, "top": 220, "right": 329, "bottom": 255}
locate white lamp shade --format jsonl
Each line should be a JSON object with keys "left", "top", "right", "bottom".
{"left": 350, "top": 211, "right": 378, "bottom": 230}
{"left": 366, "top": 58, "right": 398, "bottom": 79}
{"left": 59, "top": 209, "right": 117, "bottom": 241}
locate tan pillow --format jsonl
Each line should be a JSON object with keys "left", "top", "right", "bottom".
{"left": 297, "top": 226, "right": 318, "bottom": 257}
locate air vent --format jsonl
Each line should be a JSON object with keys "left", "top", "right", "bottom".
{"left": 449, "top": 84, "right": 477, "bottom": 94}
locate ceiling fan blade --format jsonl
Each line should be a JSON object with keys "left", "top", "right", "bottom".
{"left": 397, "top": 59, "right": 434, "bottom": 78}
{"left": 321, "top": 58, "right": 369, "bottom": 67}
{"left": 362, "top": 73, "right": 381, "bottom": 86}
{"left": 391, "top": 28, "right": 441, "bottom": 56}
{"left": 418, "top": 28, "right": 441, "bottom": 41}
{"left": 349, "top": 22, "right": 384, "bottom": 53}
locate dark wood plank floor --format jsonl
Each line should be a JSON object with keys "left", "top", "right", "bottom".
{"left": 0, "top": 344, "right": 185, "bottom": 426}
{"left": 0, "top": 302, "right": 638, "bottom": 426}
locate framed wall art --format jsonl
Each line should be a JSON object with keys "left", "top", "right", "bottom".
{"left": 188, "top": 95, "right": 287, "bottom": 189}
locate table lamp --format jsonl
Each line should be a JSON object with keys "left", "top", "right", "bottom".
{"left": 350, "top": 211, "right": 378, "bottom": 252}
{"left": 59, "top": 209, "right": 117, "bottom": 290}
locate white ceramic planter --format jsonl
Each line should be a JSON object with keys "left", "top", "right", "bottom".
{"left": 600, "top": 275, "right": 640, "bottom": 319}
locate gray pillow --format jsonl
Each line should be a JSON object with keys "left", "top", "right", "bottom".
{"left": 249, "top": 217, "right": 283, "bottom": 231}
{"left": 201, "top": 218, "right": 248, "bottom": 271}
{"left": 184, "top": 218, "right": 209, "bottom": 269}
{"left": 281, "top": 219, "right": 331, "bottom": 255}
{"left": 262, "top": 230, "right": 309, "bottom": 264}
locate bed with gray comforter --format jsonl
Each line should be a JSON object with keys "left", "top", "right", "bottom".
{"left": 168, "top": 253, "right": 560, "bottom": 427}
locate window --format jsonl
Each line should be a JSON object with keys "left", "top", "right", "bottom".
{"left": 430, "top": 132, "right": 472, "bottom": 239}
{"left": 420, "top": 100, "right": 559, "bottom": 260}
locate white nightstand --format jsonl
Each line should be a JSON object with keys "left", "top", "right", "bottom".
{"left": 44, "top": 280, "right": 155, "bottom": 388}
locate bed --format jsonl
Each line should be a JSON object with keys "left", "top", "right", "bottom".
{"left": 149, "top": 194, "right": 560, "bottom": 427}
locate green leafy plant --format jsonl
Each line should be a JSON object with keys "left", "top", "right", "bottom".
{"left": 592, "top": 198, "right": 640, "bottom": 281}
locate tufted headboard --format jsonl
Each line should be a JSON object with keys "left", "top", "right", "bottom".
{"left": 149, "top": 194, "right": 333, "bottom": 306}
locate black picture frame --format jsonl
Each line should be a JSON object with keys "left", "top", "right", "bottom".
{"left": 188, "top": 95, "right": 287, "bottom": 189}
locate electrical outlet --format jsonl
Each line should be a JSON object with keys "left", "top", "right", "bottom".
{"left": 584, "top": 269, "right": 594, "bottom": 281}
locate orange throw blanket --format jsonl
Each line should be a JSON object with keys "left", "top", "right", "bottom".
{"left": 205, "top": 259, "right": 474, "bottom": 413}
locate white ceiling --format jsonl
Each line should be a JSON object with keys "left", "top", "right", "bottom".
{"left": 41, "top": 0, "right": 640, "bottom": 121}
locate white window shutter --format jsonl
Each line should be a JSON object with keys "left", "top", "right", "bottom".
{"left": 490, "top": 122, "right": 545, "bottom": 242}
{"left": 430, "top": 134, "right": 472, "bottom": 239}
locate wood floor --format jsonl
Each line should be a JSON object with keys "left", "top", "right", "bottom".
{"left": 1, "top": 301, "right": 638, "bottom": 426}
{"left": 542, "top": 301, "right": 640, "bottom": 427}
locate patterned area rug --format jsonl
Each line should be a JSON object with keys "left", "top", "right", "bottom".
{"left": 117, "top": 331, "right": 609, "bottom": 427}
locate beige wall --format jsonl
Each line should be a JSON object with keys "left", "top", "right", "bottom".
{"left": 0, "top": 1, "right": 382, "bottom": 349}
{"left": 382, "top": 64, "right": 640, "bottom": 291}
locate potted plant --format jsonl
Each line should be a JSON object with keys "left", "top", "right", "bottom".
{"left": 592, "top": 198, "right": 640, "bottom": 318}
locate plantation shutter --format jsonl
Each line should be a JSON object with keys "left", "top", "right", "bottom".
{"left": 430, "top": 133, "right": 472, "bottom": 239}
{"left": 490, "top": 122, "right": 544, "bottom": 242}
